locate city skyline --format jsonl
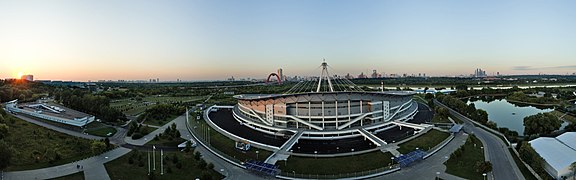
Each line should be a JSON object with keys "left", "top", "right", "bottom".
{"left": 2, "top": 0, "right": 576, "bottom": 81}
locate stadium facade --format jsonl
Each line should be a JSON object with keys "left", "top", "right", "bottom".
{"left": 232, "top": 62, "right": 418, "bottom": 140}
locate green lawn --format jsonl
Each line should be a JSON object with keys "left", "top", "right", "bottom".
{"left": 549, "top": 110, "right": 576, "bottom": 123}
{"left": 189, "top": 118, "right": 272, "bottom": 163}
{"left": 276, "top": 151, "right": 395, "bottom": 175}
{"left": 432, "top": 115, "right": 452, "bottom": 123}
{"left": 131, "top": 125, "right": 158, "bottom": 139}
{"left": 449, "top": 114, "right": 464, "bottom": 124}
{"left": 50, "top": 172, "right": 85, "bottom": 180}
{"left": 3, "top": 116, "right": 97, "bottom": 171}
{"left": 104, "top": 150, "right": 223, "bottom": 180}
{"left": 85, "top": 127, "right": 117, "bottom": 137}
{"left": 397, "top": 130, "right": 450, "bottom": 154}
{"left": 445, "top": 135, "right": 485, "bottom": 180}
{"left": 143, "top": 114, "right": 180, "bottom": 127}
{"left": 111, "top": 96, "right": 206, "bottom": 116}
{"left": 146, "top": 137, "right": 187, "bottom": 147}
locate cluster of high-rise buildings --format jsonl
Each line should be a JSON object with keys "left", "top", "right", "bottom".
{"left": 474, "top": 68, "right": 487, "bottom": 77}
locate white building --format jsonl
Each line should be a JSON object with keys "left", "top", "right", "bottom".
{"left": 21, "top": 74, "right": 33, "bottom": 81}
{"left": 529, "top": 132, "right": 576, "bottom": 179}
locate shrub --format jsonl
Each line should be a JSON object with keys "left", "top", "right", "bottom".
{"left": 132, "top": 133, "right": 143, "bottom": 140}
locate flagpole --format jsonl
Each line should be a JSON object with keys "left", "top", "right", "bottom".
{"left": 160, "top": 149, "right": 164, "bottom": 175}
{"left": 153, "top": 146, "right": 156, "bottom": 170}
{"left": 148, "top": 151, "right": 150, "bottom": 175}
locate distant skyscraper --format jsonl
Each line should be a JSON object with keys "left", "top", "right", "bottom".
{"left": 345, "top": 73, "right": 353, "bottom": 79}
{"left": 474, "top": 68, "right": 487, "bottom": 77}
{"left": 358, "top": 72, "right": 367, "bottom": 79}
{"left": 371, "top": 70, "right": 380, "bottom": 78}
{"left": 277, "top": 68, "right": 284, "bottom": 81}
{"left": 21, "top": 74, "right": 33, "bottom": 81}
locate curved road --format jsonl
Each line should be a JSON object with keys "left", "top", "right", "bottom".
{"left": 435, "top": 100, "right": 524, "bottom": 180}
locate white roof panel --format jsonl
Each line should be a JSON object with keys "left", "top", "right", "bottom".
{"left": 555, "top": 132, "right": 576, "bottom": 150}
{"left": 529, "top": 137, "right": 576, "bottom": 172}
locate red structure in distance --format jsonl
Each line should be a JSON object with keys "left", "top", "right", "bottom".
{"left": 266, "top": 73, "right": 282, "bottom": 85}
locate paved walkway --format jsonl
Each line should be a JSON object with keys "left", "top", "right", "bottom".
{"left": 435, "top": 100, "right": 525, "bottom": 180}
{"left": 175, "top": 111, "right": 266, "bottom": 180}
{"left": 373, "top": 132, "right": 468, "bottom": 180}
{"left": 3, "top": 147, "right": 131, "bottom": 180}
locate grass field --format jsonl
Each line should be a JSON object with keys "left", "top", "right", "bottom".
{"left": 50, "top": 172, "right": 85, "bottom": 180}
{"left": 111, "top": 95, "right": 206, "bottom": 116}
{"left": 3, "top": 116, "right": 97, "bottom": 171}
{"left": 449, "top": 114, "right": 464, "bottom": 124}
{"left": 275, "top": 151, "right": 395, "bottom": 175}
{"left": 143, "top": 114, "right": 180, "bottom": 127}
{"left": 104, "top": 150, "right": 223, "bottom": 180}
{"left": 397, "top": 129, "right": 450, "bottom": 154}
{"left": 3, "top": 116, "right": 96, "bottom": 171}
{"left": 188, "top": 117, "right": 272, "bottom": 163}
{"left": 146, "top": 137, "right": 187, "bottom": 147}
{"left": 548, "top": 110, "right": 576, "bottom": 123}
{"left": 432, "top": 115, "right": 452, "bottom": 123}
{"left": 131, "top": 125, "right": 158, "bottom": 139}
{"left": 445, "top": 135, "right": 485, "bottom": 180}
{"left": 85, "top": 127, "right": 117, "bottom": 137}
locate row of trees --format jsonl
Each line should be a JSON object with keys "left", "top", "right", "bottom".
{"left": 436, "top": 94, "right": 489, "bottom": 125}
{"left": 508, "top": 92, "right": 559, "bottom": 105}
{"left": 54, "top": 89, "right": 126, "bottom": 122}
{"left": 0, "top": 80, "right": 52, "bottom": 103}
{"left": 0, "top": 109, "right": 11, "bottom": 169}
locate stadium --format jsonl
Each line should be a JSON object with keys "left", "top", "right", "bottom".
{"left": 205, "top": 62, "right": 433, "bottom": 156}
{"left": 233, "top": 90, "right": 418, "bottom": 139}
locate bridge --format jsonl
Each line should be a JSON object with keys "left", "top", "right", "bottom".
{"left": 264, "top": 130, "right": 304, "bottom": 164}
{"left": 357, "top": 128, "right": 387, "bottom": 147}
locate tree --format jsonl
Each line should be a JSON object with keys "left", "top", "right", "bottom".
{"left": 91, "top": 141, "right": 107, "bottom": 155}
{"left": 0, "top": 124, "right": 8, "bottom": 139}
{"left": 475, "top": 161, "right": 493, "bottom": 173}
{"left": 184, "top": 140, "right": 192, "bottom": 153}
{"left": 207, "top": 162, "right": 214, "bottom": 170}
{"left": 455, "top": 84, "right": 468, "bottom": 91}
{"left": 104, "top": 138, "right": 111, "bottom": 148}
{"left": 424, "top": 93, "right": 434, "bottom": 100}
{"left": 570, "top": 162, "right": 576, "bottom": 180}
{"left": 197, "top": 159, "right": 207, "bottom": 169}
{"left": 524, "top": 113, "right": 562, "bottom": 136}
{"left": 0, "top": 140, "right": 13, "bottom": 170}
{"left": 194, "top": 151, "right": 201, "bottom": 160}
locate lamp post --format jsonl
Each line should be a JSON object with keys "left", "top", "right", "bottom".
{"left": 256, "top": 150, "right": 259, "bottom": 160}
{"left": 436, "top": 172, "right": 440, "bottom": 180}
{"left": 482, "top": 173, "right": 487, "bottom": 180}
{"left": 314, "top": 151, "right": 318, "bottom": 159}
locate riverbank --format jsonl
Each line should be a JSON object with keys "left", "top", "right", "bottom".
{"left": 506, "top": 99, "right": 559, "bottom": 107}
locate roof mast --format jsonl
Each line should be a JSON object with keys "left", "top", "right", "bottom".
{"left": 316, "top": 59, "right": 334, "bottom": 92}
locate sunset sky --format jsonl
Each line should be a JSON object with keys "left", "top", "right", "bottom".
{"left": 1, "top": 0, "right": 576, "bottom": 81}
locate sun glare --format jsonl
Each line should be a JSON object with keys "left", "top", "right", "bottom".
{"left": 17, "top": 72, "right": 23, "bottom": 78}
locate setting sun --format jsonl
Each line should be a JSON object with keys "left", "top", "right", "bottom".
{"left": 17, "top": 72, "right": 23, "bottom": 78}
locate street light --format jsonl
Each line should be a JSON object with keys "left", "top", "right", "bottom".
{"left": 314, "top": 151, "right": 317, "bottom": 159}
{"left": 436, "top": 172, "right": 440, "bottom": 180}
{"left": 482, "top": 173, "right": 487, "bottom": 180}
{"left": 256, "top": 150, "right": 259, "bottom": 160}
